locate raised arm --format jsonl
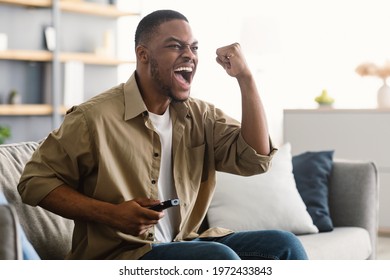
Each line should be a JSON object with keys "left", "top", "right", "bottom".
{"left": 216, "top": 43, "right": 271, "bottom": 156}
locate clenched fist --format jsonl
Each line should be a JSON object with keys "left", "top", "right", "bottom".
{"left": 216, "top": 43, "right": 251, "bottom": 79}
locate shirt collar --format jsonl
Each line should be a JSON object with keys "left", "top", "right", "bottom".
{"left": 124, "top": 72, "right": 148, "bottom": 120}
{"left": 123, "top": 71, "right": 190, "bottom": 121}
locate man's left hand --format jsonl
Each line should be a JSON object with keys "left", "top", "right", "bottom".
{"left": 216, "top": 43, "right": 250, "bottom": 79}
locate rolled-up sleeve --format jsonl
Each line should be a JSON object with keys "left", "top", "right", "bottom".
{"left": 18, "top": 108, "right": 95, "bottom": 206}
{"left": 212, "top": 106, "right": 277, "bottom": 176}
{"left": 236, "top": 133, "right": 277, "bottom": 172}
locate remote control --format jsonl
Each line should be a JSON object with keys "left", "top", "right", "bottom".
{"left": 149, "top": 199, "right": 180, "bottom": 211}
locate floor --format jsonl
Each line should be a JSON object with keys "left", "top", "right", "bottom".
{"left": 376, "top": 236, "right": 390, "bottom": 260}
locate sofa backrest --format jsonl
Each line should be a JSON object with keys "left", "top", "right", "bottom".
{"left": 0, "top": 142, "right": 73, "bottom": 260}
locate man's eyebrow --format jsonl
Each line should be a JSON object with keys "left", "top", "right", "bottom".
{"left": 164, "top": 37, "right": 198, "bottom": 45}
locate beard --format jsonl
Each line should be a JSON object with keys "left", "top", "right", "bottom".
{"left": 150, "top": 58, "right": 189, "bottom": 103}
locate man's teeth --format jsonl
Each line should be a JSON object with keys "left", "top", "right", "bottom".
{"left": 175, "top": 67, "right": 192, "bottom": 72}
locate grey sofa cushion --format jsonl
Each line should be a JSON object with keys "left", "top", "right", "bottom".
{"left": 328, "top": 160, "right": 378, "bottom": 260}
{"left": 0, "top": 142, "right": 73, "bottom": 260}
{"left": 298, "top": 227, "right": 371, "bottom": 260}
{"left": 0, "top": 204, "right": 22, "bottom": 260}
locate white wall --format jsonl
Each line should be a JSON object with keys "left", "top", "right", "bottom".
{"left": 118, "top": 0, "right": 390, "bottom": 145}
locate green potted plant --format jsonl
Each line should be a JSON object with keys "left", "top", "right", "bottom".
{"left": 0, "top": 125, "right": 11, "bottom": 144}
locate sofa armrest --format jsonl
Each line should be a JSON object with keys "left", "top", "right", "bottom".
{"left": 328, "top": 159, "right": 379, "bottom": 259}
{"left": 0, "top": 204, "right": 22, "bottom": 260}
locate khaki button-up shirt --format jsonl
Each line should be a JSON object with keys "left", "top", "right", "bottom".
{"left": 18, "top": 73, "right": 276, "bottom": 260}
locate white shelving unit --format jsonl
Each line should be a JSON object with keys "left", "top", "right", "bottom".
{"left": 0, "top": 0, "right": 138, "bottom": 133}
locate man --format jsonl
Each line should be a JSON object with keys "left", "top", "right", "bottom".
{"left": 18, "top": 10, "right": 308, "bottom": 260}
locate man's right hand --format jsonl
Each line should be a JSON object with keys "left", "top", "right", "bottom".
{"left": 38, "top": 185, "right": 165, "bottom": 237}
{"left": 112, "top": 198, "right": 165, "bottom": 236}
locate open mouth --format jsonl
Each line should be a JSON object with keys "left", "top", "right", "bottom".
{"left": 174, "top": 66, "right": 193, "bottom": 85}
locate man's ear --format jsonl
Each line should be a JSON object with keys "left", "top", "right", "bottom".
{"left": 136, "top": 45, "right": 148, "bottom": 63}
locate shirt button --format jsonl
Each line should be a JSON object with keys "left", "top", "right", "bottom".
{"left": 151, "top": 179, "right": 156, "bottom": 184}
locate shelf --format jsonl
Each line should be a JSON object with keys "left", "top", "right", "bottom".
{"left": 0, "top": 50, "right": 52, "bottom": 62}
{"left": 0, "top": 104, "right": 70, "bottom": 116}
{"left": 0, "top": 104, "right": 53, "bottom": 115}
{"left": 0, "top": 0, "right": 51, "bottom": 8}
{"left": 0, "top": 0, "right": 139, "bottom": 17}
{"left": 0, "top": 0, "right": 137, "bottom": 129}
{"left": 0, "top": 49, "right": 134, "bottom": 65}
{"left": 60, "top": 52, "right": 133, "bottom": 65}
{"left": 284, "top": 108, "right": 390, "bottom": 114}
{"left": 59, "top": 1, "right": 139, "bottom": 17}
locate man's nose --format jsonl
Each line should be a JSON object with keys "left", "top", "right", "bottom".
{"left": 182, "top": 45, "right": 197, "bottom": 59}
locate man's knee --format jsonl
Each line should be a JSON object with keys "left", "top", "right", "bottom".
{"left": 200, "top": 242, "right": 240, "bottom": 260}
{"left": 273, "top": 230, "right": 308, "bottom": 260}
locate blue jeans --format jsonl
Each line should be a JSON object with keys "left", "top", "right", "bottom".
{"left": 140, "top": 230, "right": 308, "bottom": 260}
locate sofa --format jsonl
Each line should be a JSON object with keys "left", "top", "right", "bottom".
{"left": 0, "top": 141, "right": 379, "bottom": 260}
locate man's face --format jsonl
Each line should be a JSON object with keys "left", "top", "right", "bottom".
{"left": 146, "top": 19, "right": 198, "bottom": 102}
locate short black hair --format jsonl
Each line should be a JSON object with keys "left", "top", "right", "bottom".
{"left": 135, "top": 10, "right": 188, "bottom": 47}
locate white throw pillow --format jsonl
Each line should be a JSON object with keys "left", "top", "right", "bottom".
{"left": 207, "top": 143, "right": 318, "bottom": 235}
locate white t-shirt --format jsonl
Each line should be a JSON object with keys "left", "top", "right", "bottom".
{"left": 148, "top": 109, "right": 180, "bottom": 242}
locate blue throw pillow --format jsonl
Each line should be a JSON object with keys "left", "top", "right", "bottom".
{"left": 292, "top": 150, "right": 334, "bottom": 232}
{"left": 0, "top": 192, "right": 40, "bottom": 260}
